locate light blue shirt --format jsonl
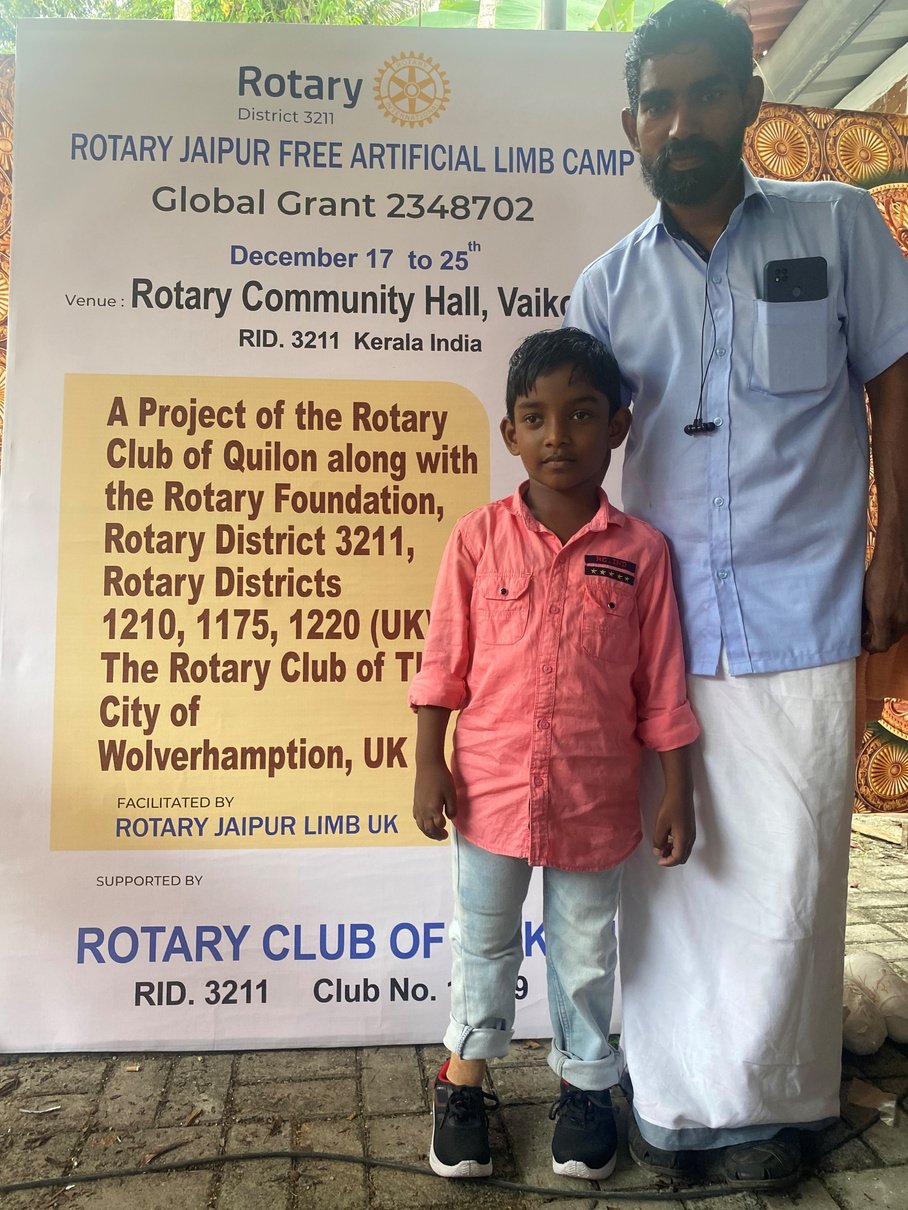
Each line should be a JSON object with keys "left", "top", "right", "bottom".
{"left": 566, "top": 168, "right": 908, "bottom": 676}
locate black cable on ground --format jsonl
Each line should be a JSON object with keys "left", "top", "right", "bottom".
{"left": 0, "top": 1149, "right": 787, "bottom": 1200}
{"left": 2, "top": 1082, "right": 904, "bottom": 1201}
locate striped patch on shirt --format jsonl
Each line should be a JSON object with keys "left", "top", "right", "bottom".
{"left": 586, "top": 565, "right": 636, "bottom": 585}
{"left": 585, "top": 554, "right": 636, "bottom": 585}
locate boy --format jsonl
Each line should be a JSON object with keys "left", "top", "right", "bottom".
{"left": 408, "top": 328, "right": 699, "bottom": 1181}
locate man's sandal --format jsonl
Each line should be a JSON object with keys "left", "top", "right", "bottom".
{"left": 627, "top": 1115, "right": 698, "bottom": 1177}
{"left": 721, "top": 1127, "right": 801, "bottom": 1189}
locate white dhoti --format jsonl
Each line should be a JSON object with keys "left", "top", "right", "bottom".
{"left": 619, "top": 657, "right": 856, "bottom": 1149}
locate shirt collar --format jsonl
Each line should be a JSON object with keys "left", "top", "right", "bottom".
{"left": 633, "top": 164, "right": 771, "bottom": 250}
{"left": 509, "top": 483, "right": 626, "bottom": 533}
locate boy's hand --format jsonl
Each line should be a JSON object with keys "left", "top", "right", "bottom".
{"left": 652, "top": 793, "right": 695, "bottom": 867}
{"left": 413, "top": 761, "right": 457, "bottom": 841}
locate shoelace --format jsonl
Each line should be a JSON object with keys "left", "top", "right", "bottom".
{"left": 443, "top": 1085, "right": 500, "bottom": 1126}
{"left": 549, "top": 1087, "right": 611, "bottom": 1126}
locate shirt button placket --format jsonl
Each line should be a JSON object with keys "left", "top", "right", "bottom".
{"left": 529, "top": 559, "right": 564, "bottom": 864}
{"left": 705, "top": 252, "right": 738, "bottom": 651}
{"left": 707, "top": 260, "right": 732, "bottom": 435}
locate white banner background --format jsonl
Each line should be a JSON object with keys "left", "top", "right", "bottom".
{"left": 0, "top": 19, "right": 651, "bottom": 1051}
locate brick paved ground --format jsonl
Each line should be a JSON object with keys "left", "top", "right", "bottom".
{"left": 3, "top": 831, "right": 908, "bottom": 1209}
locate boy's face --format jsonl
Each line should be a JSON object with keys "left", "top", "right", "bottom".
{"left": 501, "top": 364, "right": 630, "bottom": 497}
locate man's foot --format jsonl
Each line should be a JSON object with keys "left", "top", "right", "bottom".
{"left": 721, "top": 1127, "right": 801, "bottom": 1189}
{"left": 429, "top": 1061, "right": 499, "bottom": 1178}
{"left": 627, "top": 1114, "right": 698, "bottom": 1177}
{"left": 550, "top": 1081, "right": 618, "bottom": 1180}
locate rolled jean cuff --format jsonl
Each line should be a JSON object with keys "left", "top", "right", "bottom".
{"left": 443, "top": 1018, "right": 513, "bottom": 1060}
{"left": 548, "top": 1042, "right": 624, "bottom": 1092}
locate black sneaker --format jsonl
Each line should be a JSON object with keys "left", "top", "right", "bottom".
{"left": 429, "top": 1068, "right": 499, "bottom": 1178}
{"left": 550, "top": 1081, "right": 618, "bottom": 1180}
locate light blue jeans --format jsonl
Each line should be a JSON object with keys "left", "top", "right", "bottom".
{"left": 444, "top": 831, "right": 624, "bottom": 1091}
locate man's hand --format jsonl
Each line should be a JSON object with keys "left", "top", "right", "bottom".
{"left": 863, "top": 548, "right": 908, "bottom": 653}
{"left": 652, "top": 793, "right": 695, "bottom": 867}
{"left": 413, "top": 761, "right": 457, "bottom": 841}
{"left": 865, "top": 354, "right": 908, "bottom": 654}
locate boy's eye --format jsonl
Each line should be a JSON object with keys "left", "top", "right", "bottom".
{"left": 572, "top": 410, "right": 593, "bottom": 421}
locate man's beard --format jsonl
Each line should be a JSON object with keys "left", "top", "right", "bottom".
{"left": 639, "top": 131, "right": 745, "bottom": 206}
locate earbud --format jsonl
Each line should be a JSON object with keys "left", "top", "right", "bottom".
{"left": 684, "top": 419, "right": 717, "bottom": 436}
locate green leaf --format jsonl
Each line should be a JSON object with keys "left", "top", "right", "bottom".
{"left": 399, "top": 7, "right": 478, "bottom": 21}
{"left": 0, "top": 0, "right": 679, "bottom": 53}
{"left": 494, "top": 0, "right": 540, "bottom": 29}
{"left": 593, "top": 0, "right": 672, "bottom": 32}
{"left": 567, "top": 0, "right": 606, "bottom": 29}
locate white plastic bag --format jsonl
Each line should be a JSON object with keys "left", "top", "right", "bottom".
{"left": 843, "top": 975, "right": 887, "bottom": 1054}
{"left": 847, "top": 952, "right": 908, "bottom": 1043}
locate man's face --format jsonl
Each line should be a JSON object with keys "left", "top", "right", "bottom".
{"left": 622, "top": 42, "right": 763, "bottom": 207}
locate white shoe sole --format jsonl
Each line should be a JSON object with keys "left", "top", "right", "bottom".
{"left": 429, "top": 1139, "right": 492, "bottom": 1178}
{"left": 552, "top": 1152, "right": 618, "bottom": 1180}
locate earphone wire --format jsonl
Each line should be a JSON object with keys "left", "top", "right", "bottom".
{"left": 693, "top": 274, "right": 718, "bottom": 427}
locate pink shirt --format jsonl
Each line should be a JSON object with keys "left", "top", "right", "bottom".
{"left": 408, "top": 486, "right": 699, "bottom": 871}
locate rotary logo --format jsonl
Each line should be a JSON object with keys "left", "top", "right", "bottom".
{"left": 373, "top": 53, "right": 450, "bottom": 128}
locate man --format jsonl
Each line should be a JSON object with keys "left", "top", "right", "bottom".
{"left": 565, "top": 0, "right": 908, "bottom": 1190}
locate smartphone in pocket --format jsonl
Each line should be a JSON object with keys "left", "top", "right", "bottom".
{"left": 763, "top": 256, "right": 827, "bottom": 302}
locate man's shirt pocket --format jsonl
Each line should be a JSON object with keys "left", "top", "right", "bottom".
{"left": 750, "top": 298, "right": 831, "bottom": 395}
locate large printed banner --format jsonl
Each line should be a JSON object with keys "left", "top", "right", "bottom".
{"left": 0, "top": 20, "right": 650, "bottom": 1050}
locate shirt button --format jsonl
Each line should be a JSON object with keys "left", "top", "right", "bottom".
{"left": 717, "top": 569, "right": 729, "bottom": 580}
{"left": 716, "top": 347, "right": 727, "bottom": 357}
{"left": 549, "top": 605, "right": 560, "bottom": 615}
{"left": 542, "top": 664, "right": 553, "bottom": 673}
{"left": 712, "top": 274, "right": 722, "bottom": 284}
{"left": 537, "top": 720, "right": 550, "bottom": 730}
{"left": 533, "top": 776, "right": 544, "bottom": 787}
{"left": 713, "top": 496, "right": 725, "bottom": 507}
{"left": 714, "top": 417, "right": 723, "bottom": 427}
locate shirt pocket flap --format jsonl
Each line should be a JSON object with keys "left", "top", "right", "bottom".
{"left": 474, "top": 572, "right": 532, "bottom": 645}
{"left": 477, "top": 573, "right": 532, "bottom": 603}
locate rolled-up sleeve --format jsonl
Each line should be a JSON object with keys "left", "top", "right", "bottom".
{"left": 632, "top": 534, "right": 700, "bottom": 751}
{"left": 843, "top": 190, "right": 908, "bottom": 385}
{"left": 407, "top": 522, "right": 477, "bottom": 712}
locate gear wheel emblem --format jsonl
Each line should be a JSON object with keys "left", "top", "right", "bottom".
{"left": 373, "top": 53, "right": 450, "bottom": 128}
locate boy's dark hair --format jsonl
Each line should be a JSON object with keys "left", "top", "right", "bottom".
{"left": 506, "top": 328, "right": 623, "bottom": 420}
{"left": 625, "top": 0, "right": 754, "bottom": 116}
